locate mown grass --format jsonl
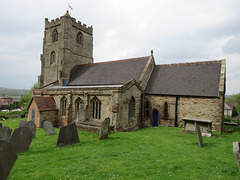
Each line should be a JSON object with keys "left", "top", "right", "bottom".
{"left": 2, "top": 118, "right": 240, "bottom": 179}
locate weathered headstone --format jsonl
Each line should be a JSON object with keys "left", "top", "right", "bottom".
{"left": 233, "top": 142, "right": 240, "bottom": 171}
{"left": 99, "top": 117, "right": 110, "bottom": 140}
{"left": 78, "top": 104, "right": 86, "bottom": 122}
{"left": 9, "top": 127, "right": 33, "bottom": 154}
{"left": 0, "top": 140, "right": 18, "bottom": 180}
{"left": 195, "top": 122, "right": 203, "bottom": 148}
{"left": 0, "top": 123, "right": 2, "bottom": 127}
{"left": 24, "top": 121, "right": 36, "bottom": 138}
{"left": 57, "top": 123, "right": 79, "bottom": 147}
{"left": 17, "top": 115, "right": 21, "bottom": 119}
{"left": 0, "top": 126, "right": 12, "bottom": 142}
{"left": 42, "top": 120, "right": 56, "bottom": 135}
{"left": 18, "top": 120, "right": 27, "bottom": 128}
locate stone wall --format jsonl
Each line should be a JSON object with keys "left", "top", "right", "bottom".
{"left": 28, "top": 100, "right": 40, "bottom": 127}
{"left": 177, "top": 95, "right": 224, "bottom": 132}
{"left": 143, "top": 94, "right": 224, "bottom": 132}
{"left": 115, "top": 84, "right": 142, "bottom": 131}
{"left": 143, "top": 95, "right": 176, "bottom": 127}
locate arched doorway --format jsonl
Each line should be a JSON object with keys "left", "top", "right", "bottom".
{"left": 153, "top": 109, "right": 158, "bottom": 127}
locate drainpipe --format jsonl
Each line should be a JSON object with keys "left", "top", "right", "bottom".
{"left": 175, "top": 96, "right": 179, "bottom": 127}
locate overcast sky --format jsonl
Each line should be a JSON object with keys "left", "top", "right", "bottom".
{"left": 0, "top": 0, "right": 240, "bottom": 95}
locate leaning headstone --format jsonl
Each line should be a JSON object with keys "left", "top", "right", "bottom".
{"left": 0, "top": 126, "right": 12, "bottom": 142}
{"left": 17, "top": 115, "right": 21, "bottom": 119}
{"left": 0, "top": 123, "right": 2, "bottom": 127}
{"left": 9, "top": 127, "right": 33, "bottom": 154}
{"left": 57, "top": 123, "right": 79, "bottom": 147}
{"left": 42, "top": 120, "right": 56, "bottom": 135}
{"left": 195, "top": 122, "right": 203, "bottom": 148}
{"left": 99, "top": 117, "right": 110, "bottom": 140}
{"left": 233, "top": 142, "right": 240, "bottom": 171}
{"left": 18, "top": 120, "right": 27, "bottom": 128}
{"left": 0, "top": 140, "right": 18, "bottom": 180}
{"left": 24, "top": 121, "right": 36, "bottom": 138}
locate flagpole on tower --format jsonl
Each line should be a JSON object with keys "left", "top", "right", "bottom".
{"left": 68, "top": 3, "right": 73, "bottom": 15}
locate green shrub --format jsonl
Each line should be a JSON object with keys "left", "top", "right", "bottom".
{"left": 0, "top": 110, "right": 28, "bottom": 119}
{"left": 224, "top": 117, "right": 231, "bottom": 122}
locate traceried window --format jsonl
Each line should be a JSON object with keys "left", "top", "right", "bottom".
{"left": 164, "top": 102, "right": 168, "bottom": 120}
{"left": 50, "top": 51, "right": 56, "bottom": 65}
{"left": 145, "top": 101, "right": 150, "bottom": 118}
{"left": 128, "top": 96, "right": 135, "bottom": 118}
{"left": 76, "top": 32, "right": 82, "bottom": 44}
{"left": 60, "top": 96, "right": 67, "bottom": 116}
{"left": 91, "top": 97, "right": 101, "bottom": 119}
{"left": 52, "top": 29, "right": 58, "bottom": 42}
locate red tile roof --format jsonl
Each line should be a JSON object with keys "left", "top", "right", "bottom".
{"left": 33, "top": 97, "right": 58, "bottom": 112}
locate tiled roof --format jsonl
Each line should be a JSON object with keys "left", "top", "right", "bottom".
{"left": 33, "top": 97, "right": 58, "bottom": 111}
{"left": 68, "top": 56, "right": 150, "bottom": 86}
{"left": 145, "top": 61, "right": 222, "bottom": 97}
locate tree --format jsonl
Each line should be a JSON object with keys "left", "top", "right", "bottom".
{"left": 19, "top": 83, "right": 38, "bottom": 109}
{"left": 234, "top": 94, "right": 240, "bottom": 114}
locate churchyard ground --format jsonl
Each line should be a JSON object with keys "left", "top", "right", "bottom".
{"left": 2, "top": 118, "right": 240, "bottom": 179}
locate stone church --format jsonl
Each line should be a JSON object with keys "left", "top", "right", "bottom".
{"left": 28, "top": 11, "right": 226, "bottom": 132}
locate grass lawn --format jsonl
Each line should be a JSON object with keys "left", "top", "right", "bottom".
{"left": 2, "top": 118, "right": 240, "bottom": 179}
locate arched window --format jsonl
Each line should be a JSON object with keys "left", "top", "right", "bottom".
{"left": 91, "top": 97, "right": 101, "bottom": 119}
{"left": 145, "top": 101, "right": 150, "bottom": 118}
{"left": 50, "top": 51, "right": 56, "bottom": 65}
{"left": 76, "top": 98, "right": 84, "bottom": 112}
{"left": 60, "top": 96, "right": 67, "bottom": 116}
{"left": 128, "top": 96, "right": 135, "bottom": 118}
{"left": 164, "top": 102, "right": 168, "bottom": 120}
{"left": 76, "top": 32, "right": 82, "bottom": 44}
{"left": 52, "top": 29, "right": 58, "bottom": 42}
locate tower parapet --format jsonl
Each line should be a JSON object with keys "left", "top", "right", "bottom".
{"left": 45, "top": 11, "right": 93, "bottom": 35}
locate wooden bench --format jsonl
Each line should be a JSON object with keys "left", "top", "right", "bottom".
{"left": 182, "top": 118, "right": 213, "bottom": 133}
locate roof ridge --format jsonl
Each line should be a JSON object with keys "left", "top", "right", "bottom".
{"left": 77, "top": 56, "right": 150, "bottom": 67}
{"left": 156, "top": 60, "right": 222, "bottom": 67}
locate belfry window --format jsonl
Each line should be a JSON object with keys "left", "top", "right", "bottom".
{"left": 52, "top": 29, "right": 58, "bottom": 42}
{"left": 164, "top": 102, "right": 168, "bottom": 120}
{"left": 60, "top": 96, "right": 67, "bottom": 116}
{"left": 128, "top": 96, "right": 135, "bottom": 118}
{"left": 50, "top": 51, "right": 56, "bottom": 65}
{"left": 91, "top": 97, "right": 101, "bottom": 119}
{"left": 76, "top": 32, "right": 82, "bottom": 44}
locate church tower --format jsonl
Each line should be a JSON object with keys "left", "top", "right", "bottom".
{"left": 38, "top": 11, "right": 93, "bottom": 87}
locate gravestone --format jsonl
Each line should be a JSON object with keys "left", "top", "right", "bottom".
{"left": 9, "top": 127, "right": 33, "bottom": 154}
{"left": 195, "top": 122, "right": 203, "bottom": 148}
{"left": 57, "top": 123, "right": 79, "bottom": 147}
{"left": 24, "top": 121, "right": 36, "bottom": 138}
{"left": 17, "top": 115, "right": 21, "bottom": 119}
{"left": 42, "top": 120, "right": 56, "bottom": 135}
{"left": 78, "top": 104, "right": 86, "bottom": 122}
{"left": 0, "top": 140, "right": 18, "bottom": 180}
{"left": 18, "top": 120, "right": 27, "bottom": 128}
{"left": 0, "top": 123, "right": 2, "bottom": 127}
{"left": 233, "top": 142, "right": 240, "bottom": 171}
{"left": 0, "top": 126, "right": 12, "bottom": 142}
{"left": 99, "top": 117, "right": 110, "bottom": 140}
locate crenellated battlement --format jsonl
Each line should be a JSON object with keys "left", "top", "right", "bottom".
{"left": 44, "top": 11, "right": 92, "bottom": 34}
